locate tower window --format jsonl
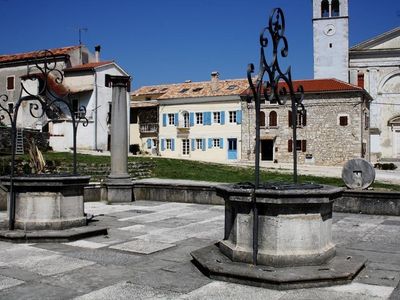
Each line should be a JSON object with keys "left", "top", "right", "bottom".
{"left": 329, "top": 43, "right": 333, "bottom": 48}
{"left": 331, "top": 0, "right": 340, "bottom": 17}
{"left": 321, "top": 0, "right": 329, "bottom": 18}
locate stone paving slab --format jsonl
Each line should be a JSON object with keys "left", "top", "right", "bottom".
{"left": 109, "top": 239, "right": 176, "bottom": 254}
{"left": 0, "top": 201, "right": 398, "bottom": 299}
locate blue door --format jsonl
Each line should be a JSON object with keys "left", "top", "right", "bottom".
{"left": 228, "top": 138, "right": 237, "bottom": 160}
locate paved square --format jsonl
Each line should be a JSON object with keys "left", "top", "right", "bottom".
{"left": 0, "top": 201, "right": 397, "bottom": 299}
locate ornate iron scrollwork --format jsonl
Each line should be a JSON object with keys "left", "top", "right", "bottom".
{"left": 246, "top": 8, "right": 305, "bottom": 265}
{"left": 0, "top": 50, "right": 89, "bottom": 230}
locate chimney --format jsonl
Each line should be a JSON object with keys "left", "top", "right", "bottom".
{"left": 357, "top": 72, "right": 364, "bottom": 89}
{"left": 211, "top": 71, "right": 219, "bottom": 92}
{"left": 95, "top": 45, "right": 101, "bottom": 62}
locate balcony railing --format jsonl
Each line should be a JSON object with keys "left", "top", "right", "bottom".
{"left": 140, "top": 123, "right": 159, "bottom": 133}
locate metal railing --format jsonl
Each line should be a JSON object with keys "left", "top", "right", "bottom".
{"left": 140, "top": 123, "right": 158, "bottom": 133}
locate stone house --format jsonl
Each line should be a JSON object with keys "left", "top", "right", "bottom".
{"left": 130, "top": 73, "right": 248, "bottom": 162}
{"left": 0, "top": 45, "right": 130, "bottom": 152}
{"left": 240, "top": 79, "right": 372, "bottom": 166}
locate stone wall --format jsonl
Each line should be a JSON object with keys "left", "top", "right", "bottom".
{"left": 0, "top": 127, "right": 50, "bottom": 155}
{"left": 241, "top": 93, "right": 370, "bottom": 166}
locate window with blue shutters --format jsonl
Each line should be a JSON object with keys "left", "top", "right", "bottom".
{"left": 162, "top": 114, "right": 167, "bottom": 127}
{"left": 229, "top": 111, "right": 237, "bottom": 123}
{"left": 204, "top": 112, "right": 211, "bottom": 125}
{"left": 220, "top": 111, "right": 225, "bottom": 125}
{"left": 213, "top": 112, "right": 221, "bottom": 124}
{"left": 236, "top": 110, "right": 242, "bottom": 124}
{"left": 174, "top": 113, "right": 179, "bottom": 126}
{"left": 213, "top": 138, "right": 220, "bottom": 148}
{"left": 161, "top": 139, "right": 165, "bottom": 151}
{"left": 191, "top": 139, "right": 196, "bottom": 151}
{"left": 189, "top": 112, "right": 194, "bottom": 127}
{"left": 167, "top": 113, "right": 175, "bottom": 125}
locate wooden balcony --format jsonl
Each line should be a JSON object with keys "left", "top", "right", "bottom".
{"left": 140, "top": 123, "right": 159, "bottom": 133}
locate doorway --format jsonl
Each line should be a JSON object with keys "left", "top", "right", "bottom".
{"left": 261, "top": 140, "right": 273, "bottom": 161}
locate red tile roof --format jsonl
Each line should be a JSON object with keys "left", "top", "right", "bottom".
{"left": 0, "top": 46, "right": 80, "bottom": 64}
{"left": 132, "top": 78, "right": 369, "bottom": 101}
{"left": 241, "top": 78, "right": 367, "bottom": 96}
{"left": 64, "top": 61, "right": 114, "bottom": 72}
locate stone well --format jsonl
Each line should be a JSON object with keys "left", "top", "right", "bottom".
{"left": 0, "top": 175, "right": 90, "bottom": 230}
{"left": 218, "top": 184, "right": 341, "bottom": 267}
{"left": 191, "top": 183, "right": 367, "bottom": 289}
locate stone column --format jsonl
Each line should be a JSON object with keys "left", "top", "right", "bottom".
{"left": 103, "top": 75, "right": 132, "bottom": 203}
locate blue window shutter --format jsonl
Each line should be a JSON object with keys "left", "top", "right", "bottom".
{"left": 202, "top": 139, "right": 206, "bottom": 151}
{"left": 189, "top": 112, "right": 194, "bottom": 127}
{"left": 220, "top": 111, "right": 225, "bottom": 125}
{"left": 208, "top": 138, "right": 213, "bottom": 149}
{"left": 171, "top": 139, "right": 175, "bottom": 151}
{"left": 236, "top": 110, "right": 242, "bottom": 124}
{"left": 220, "top": 138, "right": 224, "bottom": 149}
{"left": 147, "top": 139, "right": 151, "bottom": 149}
{"left": 191, "top": 139, "right": 196, "bottom": 151}
{"left": 162, "top": 114, "right": 167, "bottom": 127}
{"left": 161, "top": 139, "right": 165, "bottom": 151}
{"left": 205, "top": 112, "right": 211, "bottom": 125}
{"left": 174, "top": 113, "right": 179, "bottom": 126}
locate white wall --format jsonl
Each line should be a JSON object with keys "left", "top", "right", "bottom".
{"left": 156, "top": 98, "right": 242, "bottom": 163}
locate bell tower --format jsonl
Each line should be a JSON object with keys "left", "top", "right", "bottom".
{"left": 313, "top": 0, "right": 349, "bottom": 82}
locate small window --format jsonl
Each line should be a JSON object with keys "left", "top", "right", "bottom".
{"left": 331, "top": 0, "right": 340, "bottom": 17}
{"left": 196, "top": 139, "right": 203, "bottom": 150}
{"left": 227, "top": 85, "right": 238, "bottom": 90}
{"left": 192, "top": 87, "right": 203, "bottom": 92}
{"left": 329, "top": 43, "right": 333, "bottom": 48}
{"left": 213, "top": 112, "right": 221, "bottom": 124}
{"left": 229, "top": 111, "right": 237, "bottom": 123}
{"left": 196, "top": 112, "right": 203, "bottom": 124}
{"left": 259, "top": 111, "right": 265, "bottom": 127}
{"left": 168, "top": 113, "right": 175, "bottom": 125}
{"left": 7, "top": 76, "right": 14, "bottom": 90}
{"left": 149, "top": 88, "right": 157, "bottom": 92}
{"left": 269, "top": 111, "right": 277, "bottom": 127}
{"left": 321, "top": 0, "right": 329, "bottom": 18}
{"left": 160, "top": 87, "right": 168, "bottom": 92}
{"left": 364, "top": 112, "right": 369, "bottom": 130}
{"left": 339, "top": 116, "right": 348, "bottom": 126}
{"left": 288, "top": 140, "right": 307, "bottom": 152}
{"left": 179, "top": 88, "right": 190, "bottom": 93}
{"left": 166, "top": 139, "right": 172, "bottom": 150}
{"left": 182, "top": 112, "right": 189, "bottom": 128}
{"left": 182, "top": 139, "right": 190, "bottom": 155}
{"left": 213, "top": 138, "right": 220, "bottom": 148}
{"left": 288, "top": 110, "right": 306, "bottom": 127}
{"left": 145, "top": 97, "right": 152, "bottom": 101}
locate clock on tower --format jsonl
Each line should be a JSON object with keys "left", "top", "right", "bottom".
{"left": 313, "top": 0, "right": 349, "bottom": 82}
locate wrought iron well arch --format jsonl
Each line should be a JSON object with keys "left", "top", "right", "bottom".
{"left": 0, "top": 50, "right": 89, "bottom": 230}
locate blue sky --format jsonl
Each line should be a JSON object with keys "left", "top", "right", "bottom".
{"left": 0, "top": 0, "right": 398, "bottom": 89}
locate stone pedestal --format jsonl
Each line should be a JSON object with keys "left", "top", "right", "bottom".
{"left": 103, "top": 75, "right": 133, "bottom": 203}
{"left": 191, "top": 183, "right": 367, "bottom": 289}
{"left": 0, "top": 175, "right": 90, "bottom": 230}
{"left": 218, "top": 185, "right": 340, "bottom": 267}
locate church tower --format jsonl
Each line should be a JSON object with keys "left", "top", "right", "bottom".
{"left": 313, "top": 0, "right": 349, "bottom": 82}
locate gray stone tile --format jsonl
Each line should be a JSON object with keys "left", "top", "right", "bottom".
{"left": 179, "top": 281, "right": 286, "bottom": 300}
{"left": 73, "top": 281, "right": 182, "bottom": 300}
{"left": 65, "top": 240, "right": 108, "bottom": 249}
{"left": 355, "top": 267, "right": 400, "bottom": 287}
{"left": 0, "top": 282, "right": 79, "bottom": 300}
{"left": 9, "top": 254, "right": 96, "bottom": 276}
{"left": 109, "top": 239, "right": 176, "bottom": 254}
{"left": 0, "top": 274, "right": 24, "bottom": 291}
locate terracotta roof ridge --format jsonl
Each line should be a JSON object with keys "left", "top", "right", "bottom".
{"left": 0, "top": 45, "right": 80, "bottom": 58}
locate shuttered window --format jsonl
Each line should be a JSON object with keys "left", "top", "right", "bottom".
{"left": 288, "top": 140, "right": 307, "bottom": 152}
